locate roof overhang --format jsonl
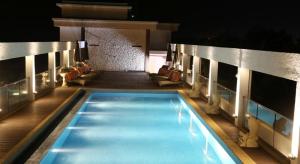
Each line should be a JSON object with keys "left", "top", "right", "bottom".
{"left": 57, "top": 3, "right": 131, "bottom": 20}
{"left": 53, "top": 18, "right": 179, "bottom": 31}
{"left": 57, "top": 3, "right": 132, "bottom": 11}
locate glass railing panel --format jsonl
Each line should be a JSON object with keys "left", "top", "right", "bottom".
{"left": 7, "top": 82, "right": 20, "bottom": 109}
{"left": 0, "top": 85, "right": 9, "bottom": 116}
{"left": 56, "top": 66, "right": 63, "bottom": 84}
{"left": 0, "top": 79, "right": 29, "bottom": 118}
{"left": 217, "top": 84, "right": 236, "bottom": 115}
{"left": 18, "top": 79, "right": 28, "bottom": 103}
{"left": 217, "top": 84, "right": 230, "bottom": 101}
{"left": 257, "top": 105, "right": 276, "bottom": 126}
{"left": 199, "top": 75, "right": 208, "bottom": 97}
{"left": 278, "top": 119, "right": 292, "bottom": 137}
{"left": 199, "top": 75, "right": 208, "bottom": 85}
{"left": 247, "top": 100, "right": 275, "bottom": 126}
{"left": 35, "top": 71, "right": 50, "bottom": 93}
{"left": 246, "top": 99, "right": 292, "bottom": 137}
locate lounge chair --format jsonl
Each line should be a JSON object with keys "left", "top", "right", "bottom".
{"left": 68, "top": 78, "right": 87, "bottom": 86}
{"left": 151, "top": 75, "right": 169, "bottom": 81}
{"left": 62, "top": 63, "right": 98, "bottom": 86}
{"left": 67, "top": 71, "right": 97, "bottom": 86}
{"left": 149, "top": 65, "right": 174, "bottom": 81}
{"left": 157, "top": 70, "right": 183, "bottom": 86}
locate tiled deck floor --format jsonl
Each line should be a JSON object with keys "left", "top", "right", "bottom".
{"left": 86, "top": 71, "right": 189, "bottom": 89}
{"left": 0, "top": 87, "right": 77, "bottom": 161}
{"left": 0, "top": 71, "right": 282, "bottom": 163}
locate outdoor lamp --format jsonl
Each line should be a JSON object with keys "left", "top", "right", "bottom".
{"left": 60, "top": 67, "right": 72, "bottom": 87}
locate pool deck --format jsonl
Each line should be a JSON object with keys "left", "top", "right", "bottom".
{"left": 0, "top": 71, "right": 282, "bottom": 163}
{"left": 0, "top": 87, "right": 78, "bottom": 163}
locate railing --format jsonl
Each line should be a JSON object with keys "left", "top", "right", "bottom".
{"left": 0, "top": 78, "right": 29, "bottom": 118}
{"left": 245, "top": 99, "right": 293, "bottom": 137}
{"left": 199, "top": 75, "right": 208, "bottom": 97}
{"left": 35, "top": 71, "right": 50, "bottom": 94}
{"left": 196, "top": 77, "right": 292, "bottom": 137}
{"left": 56, "top": 66, "right": 63, "bottom": 83}
{"left": 0, "top": 67, "right": 63, "bottom": 119}
{"left": 217, "top": 83, "right": 236, "bottom": 116}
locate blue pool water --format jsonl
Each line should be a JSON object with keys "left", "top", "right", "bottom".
{"left": 41, "top": 92, "right": 241, "bottom": 164}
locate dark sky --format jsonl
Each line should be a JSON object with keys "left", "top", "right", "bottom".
{"left": 0, "top": 0, "right": 300, "bottom": 41}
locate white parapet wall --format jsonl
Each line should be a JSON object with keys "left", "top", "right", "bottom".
{"left": 0, "top": 42, "right": 76, "bottom": 61}
{"left": 0, "top": 41, "right": 77, "bottom": 101}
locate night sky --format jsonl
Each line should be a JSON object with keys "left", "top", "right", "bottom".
{"left": 1, "top": 0, "right": 300, "bottom": 45}
{"left": 0, "top": 0, "right": 299, "bottom": 118}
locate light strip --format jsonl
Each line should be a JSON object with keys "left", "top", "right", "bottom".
{"left": 234, "top": 69, "right": 241, "bottom": 117}
{"left": 53, "top": 53, "right": 56, "bottom": 82}
{"left": 32, "top": 55, "right": 36, "bottom": 93}
{"left": 291, "top": 83, "right": 300, "bottom": 158}
{"left": 192, "top": 61, "right": 195, "bottom": 85}
{"left": 63, "top": 50, "right": 70, "bottom": 67}
{"left": 208, "top": 60, "right": 213, "bottom": 98}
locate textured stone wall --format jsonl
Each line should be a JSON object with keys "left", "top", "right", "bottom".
{"left": 86, "top": 28, "right": 146, "bottom": 71}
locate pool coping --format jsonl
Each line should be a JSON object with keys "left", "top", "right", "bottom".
{"left": 178, "top": 90, "right": 255, "bottom": 164}
{"left": 1, "top": 88, "right": 84, "bottom": 164}
{"left": 25, "top": 90, "right": 90, "bottom": 164}
{"left": 26, "top": 89, "right": 255, "bottom": 163}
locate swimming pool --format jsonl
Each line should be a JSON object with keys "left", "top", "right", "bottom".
{"left": 41, "top": 91, "right": 241, "bottom": 164}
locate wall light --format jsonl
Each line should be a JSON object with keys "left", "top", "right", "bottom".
{"left": 67, "top": 41, "right": 72, "bottom": 50}
{"left": 12, "top": 92, "right": 20, "bottom": 96}
{"left": 208, "top": 63, "right": 213, "bottom": 98}
{"left": 234, "top": 69, "right": 241, "bottom": 118}
{"left": 290, "top": 83, "right": 300, "bottom": 159}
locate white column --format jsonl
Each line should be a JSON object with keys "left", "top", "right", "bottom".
{"left": 25, "top": 55, "right": 35, "bottom": 100}
{"left": 291, "top": 82, "right": 300, "bottom": 163}
{"left": 192, "top": 56, "right": 200, "bottom": 85}
{"left": 62, "top": 50, "right": 70, "bottom": 67}
{"left": 234, "top": 67, "right": 251, "bottom": 127}
{"left": 182, "top": 53, "right": 189, "bottom": 82}
{"left": 48, "top": 52, "right": 56, "bottom": 88}
{"left": 208, "top": 59, "right": 218, "bottom": 104}
{"left": 59, "top": 51, "right": 63, "bottom": 67}
{"left": 189, "top": 56, "right": 201, "bottom": 98}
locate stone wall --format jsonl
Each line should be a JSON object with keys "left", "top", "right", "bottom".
{"left": 86, "top": 28, "right": 146, "bottom": 71}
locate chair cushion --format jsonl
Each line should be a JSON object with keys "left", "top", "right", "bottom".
{"left": 170, "top": 71, "right": 181, "bottom": 82}
{"left": 161, "top": 65, "right": 169, "bottom": 69}
{"left": 77, "top": 66, "right": 86, "bottom": 75}
{"left": 158, "top": 67, "right": 169, "bottom": 76}
{"left": 65, "top": 69, "right": 80, "bottom": 81}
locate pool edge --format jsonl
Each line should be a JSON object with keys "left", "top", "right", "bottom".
{"left": 178, "top": 90, "right": 256, "bottom": 164}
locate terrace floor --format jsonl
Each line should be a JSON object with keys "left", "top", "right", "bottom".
{"left": 0, "top": 87, "right": 77, "bottom": 162}
{"left": 0, "top": 71, "right": 281, "bottom": 163}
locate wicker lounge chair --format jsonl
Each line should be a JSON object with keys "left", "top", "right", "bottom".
{"left": 156, "top": 70, "right": 183, "bottom": 86}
